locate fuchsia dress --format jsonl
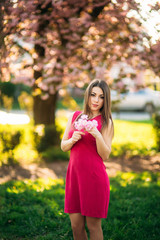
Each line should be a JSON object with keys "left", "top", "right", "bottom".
{"left": 64, "top": 111, "right": 110, "bottom": 218}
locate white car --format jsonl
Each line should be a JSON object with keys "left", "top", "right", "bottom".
{"left": 111, "top": 88, "right": 160, "bottom": 113}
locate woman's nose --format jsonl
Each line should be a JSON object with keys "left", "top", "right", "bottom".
{"left": 95, "top": 97, "right": 99, "bottom": 102}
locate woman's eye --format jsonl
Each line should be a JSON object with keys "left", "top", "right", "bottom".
{"left": 91, "top": 94, "right": 95, "bottom": 96}
{"left": 101, "top": 96, "right": 104, "bottom": 99}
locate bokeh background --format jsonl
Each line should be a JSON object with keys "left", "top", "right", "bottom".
{"left": 0, "top": 1, "right": 160, "bottom": 239}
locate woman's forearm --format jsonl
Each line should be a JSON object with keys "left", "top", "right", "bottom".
{"left": 61, "top": 130, "right": 85, "bottom": 152}
{"left": 95, "top": 133, "right": 111, "bottom": 161}
{"left": 61, "top": 138, "right": 74, "bottom": 152}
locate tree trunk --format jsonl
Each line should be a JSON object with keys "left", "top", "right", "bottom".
{"left": 33, "top": 92, "right": 58, "bottom": 125}
{"left": 33, "top": 42, "right": 59, "bottom": 125}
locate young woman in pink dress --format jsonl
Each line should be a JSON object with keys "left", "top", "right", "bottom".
{"left": 61, "top": 79, "right": 114, "bottom": 240}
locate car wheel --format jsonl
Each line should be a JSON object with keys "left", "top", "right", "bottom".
{"left": 144, "top": 103, "right": 155, "bottom": 113}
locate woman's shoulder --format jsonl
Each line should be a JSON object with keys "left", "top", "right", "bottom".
{"left": 75, "top": 110, "right": 82, "bottom": 115}
{"left": 102, "top": 118, "right": 114, "bottom": 134}
{"left": 69, "top": 110, "right": 82, "bottom": 123}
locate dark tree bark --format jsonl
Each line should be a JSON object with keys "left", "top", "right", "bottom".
{"left": 33, "top": 93, "right": 58, "bottom": 125}
{"left": 33, "top": 43, "right": 58, "bottom": 125}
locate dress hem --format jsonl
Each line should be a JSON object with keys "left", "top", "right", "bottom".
{"left": 64, "top": 209, "right": 108, "bottom": 219}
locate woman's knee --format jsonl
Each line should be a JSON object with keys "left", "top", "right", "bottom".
{"left": 86, "top": 217, "right": 102, "bottom": 232}
{"left": 69, "top": 213, "right": 86, "bottom": 233}
{"left": 71, "top": 222, "right": 85, "bottom": 234}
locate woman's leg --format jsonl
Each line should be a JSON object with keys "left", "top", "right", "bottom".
{"left": 86, "top": 216, "right": 103, "bottom": 240}
{"left": 69, "top": 213, "right": 88, "bottom": 240}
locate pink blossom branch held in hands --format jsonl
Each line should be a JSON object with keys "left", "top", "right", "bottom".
{"left": 74, "top": 114, "right": 98, "bottom": 131}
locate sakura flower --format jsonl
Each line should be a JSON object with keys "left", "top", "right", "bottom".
{"left": 74, "top": 115, "right": 98, "bottom": 131}
{"left": 74, "top": 119, "right": 87, "bottom": 130}
{"left": 81, "top": 114, "right": 88, "bottom": 120}
{"left": 85, "top": 121, "right": 94, "bottom": 131}
{"left": 92, "top": 120, "right": 98, "bottom": 128}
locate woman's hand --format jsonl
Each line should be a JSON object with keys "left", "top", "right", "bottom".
{"left": 71, "top": 131, "right": 85, "bottom": 144}
{"left": 87, "top": 120, "right": 114, "bottom": 161}
{"left": 86, "top": 127, "right": 101, "bottom": 139}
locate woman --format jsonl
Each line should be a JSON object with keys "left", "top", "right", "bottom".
{"left": 61, "top": 79, "right": 114, "bottom": 240}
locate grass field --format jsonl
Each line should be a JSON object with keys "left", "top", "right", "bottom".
{"left": 0, "top": 171, "right": 159, "bottom": 240}
{"left": 111, "top": 119, "right": 157, "bottom": 157}
{"left": 0, "top": 117, "right": 157, "bottom": 166}
{"left": 56, "top": 115, "right": 157, "bottom": 158}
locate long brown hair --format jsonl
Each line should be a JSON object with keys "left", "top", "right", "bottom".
{"left": 83, "top": 79, "right": 114, "bottom": 131}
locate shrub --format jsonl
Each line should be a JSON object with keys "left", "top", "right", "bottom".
{"left": 2, "top": 95, "right": 13, "bottom": 111}
{"left": 33, "top": 124, "right": 62, "bottom": 152}
{"left": 0, "top": 81, "right": 16, "bottom": 97}
{"left": 41, "top": 146, "right": 69, "bottom": 162}
{"left": 18, "top": 91, "right": 33, "bottom": 115}
{"left": 0, "top": 129, "right": 22, "bottom": 165}
{"left": 152, "top": 111, "right": 160, "bottom": 151}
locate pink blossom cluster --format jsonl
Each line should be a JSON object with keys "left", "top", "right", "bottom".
{"left": 74, "top": 114, "right": 98, "bottom": 131}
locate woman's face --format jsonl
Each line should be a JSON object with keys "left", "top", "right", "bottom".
{"left": 89, "top": 86, "right": 104, "bottom": 113}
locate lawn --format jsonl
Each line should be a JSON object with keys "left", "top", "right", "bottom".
{"left": 0, "top": 172, "right": 159, "bottom": 240}
{"left": 111, "top": 119, "right": 157, "bottom": 157}
{"left": 56, "top": 114, "right": 157, "bottom": 158}
{"left": 0, "top": 117, "right": 157, "bottom": 166}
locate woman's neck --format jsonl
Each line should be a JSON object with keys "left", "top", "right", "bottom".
{"left": 89, "top": 111, "right": 101, "bottom": 118}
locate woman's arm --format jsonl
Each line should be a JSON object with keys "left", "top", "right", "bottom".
{"left": 87, "top": 119, "right": 114, "bottom": 161}
{"left": 61, "top": 113, "right": 85, "bottom": 152}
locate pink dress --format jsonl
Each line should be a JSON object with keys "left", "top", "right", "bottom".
{"left": 64, "top": 111, "right": 110, "bottom": 218}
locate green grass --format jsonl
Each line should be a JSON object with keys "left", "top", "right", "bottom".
{"left": 0, "top": 172, "right": 159, "bottom": 240}
{"left": 0, "top": 117, "right": 158, "bottom": 165}
{"left": 58, "top": 111, "right": 159, "bottom": 158}
{"left": 56, "top": 115, "right": 157, "bottom": 158}
{"left": 113, "top": 120, "right": 155, "bottom": 146}
{"left": 111, "top": 119, "right": 157, "bottom": 157}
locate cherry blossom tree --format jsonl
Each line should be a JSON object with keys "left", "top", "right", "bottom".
{"left": 1, "top": 0, "right": 159, "bottom": 124}
{"left": 0, "top": 0, "right": 8, "bottom": 77}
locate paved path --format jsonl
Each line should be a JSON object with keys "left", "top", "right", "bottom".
{"left": 0, "top": 109, "right": 151, "bottom": 125}
{"left": 57, "top": 109, "right": 152, "bottom": 121}
{"left": 112, "top": 111, "right": 151, "bottom": 121}
{"left": 0, "top": 110, "right": 30, "bottom": 124}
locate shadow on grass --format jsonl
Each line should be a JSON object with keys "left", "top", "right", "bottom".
{"left": 0, "top": 164, "right": 36, "bottom": 182}
{"left": 0, "top": 172, "right": 159, "bottom": 240}
{"left": 0, "top": 162, "right": 61, "bottom": 183}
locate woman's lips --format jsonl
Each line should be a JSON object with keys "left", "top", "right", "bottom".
{"left": 92, "top": 104, "right": 99, "bottom": 107}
